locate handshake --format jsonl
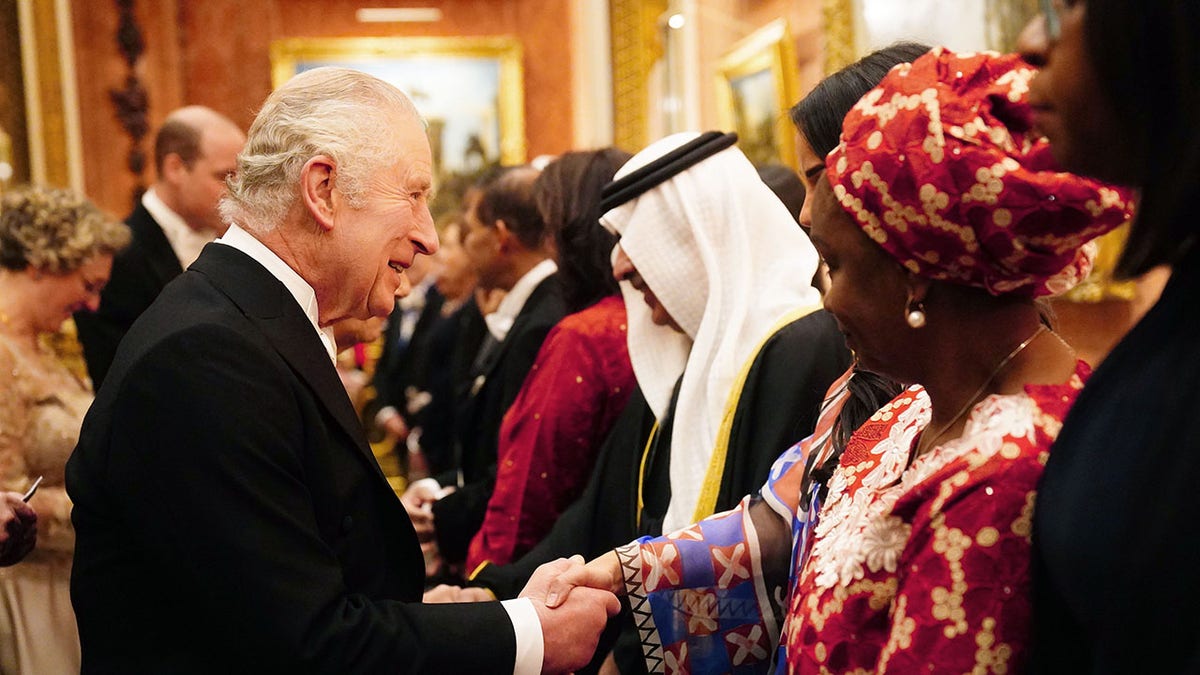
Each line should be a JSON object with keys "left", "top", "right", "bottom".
{"left": 427, "top": 553, "right": 625, "bottom": 675}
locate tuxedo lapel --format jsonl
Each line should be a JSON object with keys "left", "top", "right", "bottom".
{"left": 470, "top": 274, "right": 558, "bottom": 382}
{"left": 128, "top": 202, "right": 185, "bottom": 285}
{"left": 190, "top": 245, "right": 386, "bottom": 481}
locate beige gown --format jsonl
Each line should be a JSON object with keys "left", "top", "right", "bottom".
{"left": 0, "top": 333, "right": 87, "bottom": 674}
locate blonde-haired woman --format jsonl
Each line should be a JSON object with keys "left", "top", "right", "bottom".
{"left": 0, "top": 185, "right": 128, "bottom": 674}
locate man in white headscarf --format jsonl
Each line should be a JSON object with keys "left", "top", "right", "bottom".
{"left": 599, "top": 131, "right": 850, "bottom": 534}
{"left": 467, "top": 135, "right": 849, "bottom": 651}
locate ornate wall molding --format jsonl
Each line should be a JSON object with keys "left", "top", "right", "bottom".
{"left": 109, "top": 0, "right": 148, "bottom": 207}
{"left": 822, "top": 0, "right": 856, "bottom": 75}
{"left": 609, "top": 0, "right": 667, "bottom": 152}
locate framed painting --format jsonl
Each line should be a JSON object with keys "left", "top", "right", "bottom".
{"left": 270, "top": 36, "right": 525, "bottom": 221}
{"left": 714, "top": 19, "right": 799, "bottom": 169}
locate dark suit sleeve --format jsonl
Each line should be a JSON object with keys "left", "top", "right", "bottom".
{"left": 436, "top": 319, "right": 557, "bottom": 562}
{"left": 74, "top": 252, "right": 161, "bottom": 388}
{"left": 106, "top": 325, "right": 516, "bottom": 673}
{"left": 469, "top": 473, "right": 593, "bottom": 599}
{"left": 471, "top": 389, "right": 654, "bottom": 599}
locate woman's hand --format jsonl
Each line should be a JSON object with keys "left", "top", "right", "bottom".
{"left": 542, "top": 550, "right": 624, "bottom": 608}
{"left": 0, "top": 492, "right": 37, "bottom": 566}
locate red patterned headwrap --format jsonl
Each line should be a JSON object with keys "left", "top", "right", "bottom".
{"left": 826, "top": 47, "right": 1135, "bottom": 298}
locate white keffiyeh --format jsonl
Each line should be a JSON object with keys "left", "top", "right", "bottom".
{"left": 600, "top": 132, "right": 823, "bottom": 532}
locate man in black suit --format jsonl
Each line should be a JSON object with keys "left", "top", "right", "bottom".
{"left": 66, "top": 67, "right": 616, "bottom": 674}
{"left": 403, "top": 167, "right": 567, "bottom": 569}
{"left": 367, "top": 252, "right": 445, "bottom": 454}
{"left": 74, "top": 105, "right": 245, "bottom": 388}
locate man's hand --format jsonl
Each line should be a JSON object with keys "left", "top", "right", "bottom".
{"left": 521, "top": 556, "right": 621, "bottom": 674}
{"left": 0, "top": 492, "right": 37, "bottom": 566}
{"left": 400, "top": 479, "right": 451, "bottom": 542}
{"left": 376, "top": 407, "right": 410, "bottom": 441}
{"left": 422, "top": 584, "right": 496, "bottom": 603}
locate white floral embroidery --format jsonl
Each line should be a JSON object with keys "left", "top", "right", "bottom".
{"left": 862, "top": 514, "right": 911, "bottom": 574}
{"left": 863, "top": 398, "right": 929, "bottom": 488}
{"left": 803, "top": 385, "right": 1049, "bottom": 592}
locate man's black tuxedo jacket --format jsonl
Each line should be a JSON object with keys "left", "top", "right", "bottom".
{"left": 433, "top": 273, "right": 565, "bottom": 563}
{"left": 370, "top": 286, "right": 446, "bottom": 425}
{"left": 74, "top": 201, "right": 183, "bottom": 389}
{"left": 67, "top": 244, "right": 515, "bottom": 674}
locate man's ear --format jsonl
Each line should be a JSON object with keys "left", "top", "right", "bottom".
{"left": 160, "top": 153, "right": 188, "bottom": 185}
{"left": 494, "top": 219, "right": 514, "bottom": 253}
{"left": 300, "top": 156, "right": 338, "bottom": 232}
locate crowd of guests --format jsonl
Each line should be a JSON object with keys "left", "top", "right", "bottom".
{"left": 0, "top": 0, "right": 1195, "bottom": 671}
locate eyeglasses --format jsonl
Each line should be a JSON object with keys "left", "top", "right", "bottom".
{"left": 1040, "top": 0, "right": 1062, "bottom": 40}
{"left": 81, "top": 275, "right": 106, "bottom": 296}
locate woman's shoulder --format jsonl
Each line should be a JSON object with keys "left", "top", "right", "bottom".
{"left": 1021, "top": 358, "right": 1091, "bottom": 426}
{"left": 548, "top": 295, "right": 627, "bottom": 338}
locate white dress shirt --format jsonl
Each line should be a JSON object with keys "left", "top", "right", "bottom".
{"left": 142, "top": 187, "right": 216, "bottom": 269}
{"left": 215, "top": 224, "right": 543, "bottom": 674}
{"left": 484, "top": 258, "right": 558, "bottom": 340}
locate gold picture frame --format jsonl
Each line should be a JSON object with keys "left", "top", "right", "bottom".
{"left": 270, "top": 36, "right": 526, "bottom": 220}
{"left": 715, "top": 19, "right": 800, "bottom": 169}
{"left": 2, "top": 0, "right": 82, "bottom": 193}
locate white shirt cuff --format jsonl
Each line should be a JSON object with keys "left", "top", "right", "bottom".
{"left": 410, "top": 477, "right": 441, "bottom": 493}
{"left": 409, "top": 477, "right": 454, "bottom": 499}
{"left": 375, "top": 405, "right": 400, "bottom": 426}
{"left": 501, "top": 598, "right": 543, "bottom": 675}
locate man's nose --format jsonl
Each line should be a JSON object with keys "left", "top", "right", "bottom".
{"left": 611, "top": 244, "right": 634, "bottom": 282}
{"left": 412, "top": 206, "right": 440, "bottom": 256}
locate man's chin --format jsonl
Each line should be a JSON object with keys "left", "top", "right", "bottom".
{"left": 649, "top": 314, "right": 685, "bottom": 334}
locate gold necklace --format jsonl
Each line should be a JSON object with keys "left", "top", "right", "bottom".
{"left": 915, "top": 324, "right": 1048, "bottom": 458}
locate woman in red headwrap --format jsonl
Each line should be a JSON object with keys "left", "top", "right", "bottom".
{"left": 541, "top": 47, "right": 1133, "bottom": 674}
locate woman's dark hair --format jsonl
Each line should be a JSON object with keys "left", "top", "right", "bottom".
{"left": 534, "top": 147, "right": 632, "bottom": 313}
{"left": 1082, "top": 0, "right": 1200, "bottom": 276}
{"left": 789, "top": 41, "right": 932, "bottom": 158}
{"left": 788, "top": 44, "right": 929, "bottom": 491}
{"left": 806, "top": 370, "right": 904, "bottom": 502}
{"left": 757, "top": 163, "right": 806, "bottom": 222}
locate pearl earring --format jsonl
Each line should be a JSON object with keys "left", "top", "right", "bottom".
{"left": 905, "top": 300, "right": 926, "bottom": 329}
